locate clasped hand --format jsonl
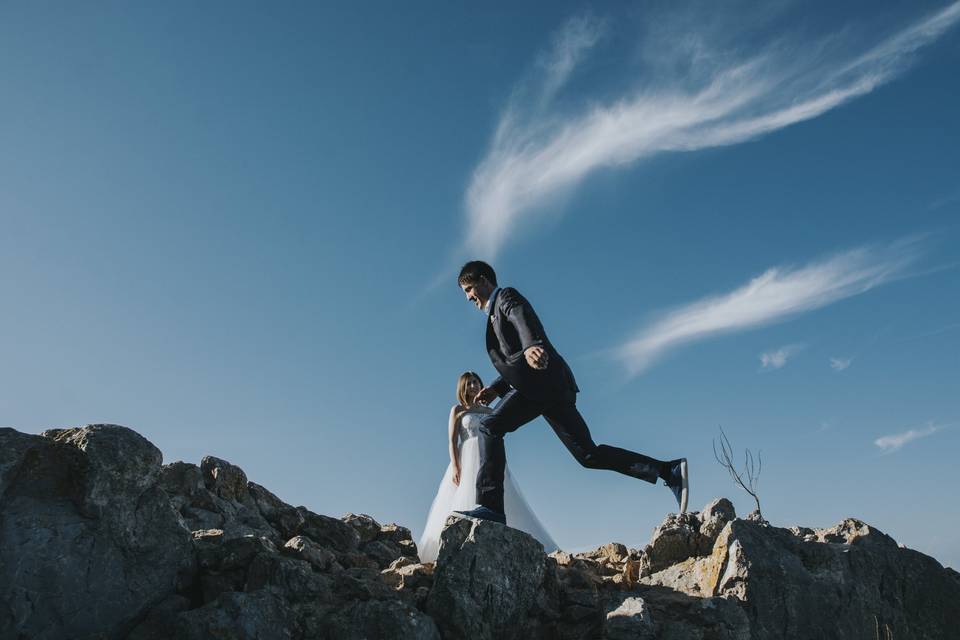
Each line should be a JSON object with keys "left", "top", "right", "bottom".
{"left": 524, "top": 345, "right": 548, "bottom": 370}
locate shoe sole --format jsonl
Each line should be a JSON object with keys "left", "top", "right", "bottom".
{"left": 680, "top": 458, "right": 689, "bottom": 514}
{"left": 453, "top": 510, "right": 506, "bottom": 526}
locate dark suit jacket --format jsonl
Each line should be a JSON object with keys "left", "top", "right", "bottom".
{"left": 486, "top": 287, "right": 579, "bottom": 405}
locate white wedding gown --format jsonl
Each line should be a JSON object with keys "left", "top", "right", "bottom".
{"left": 418, "top": 410, "right": 558, "bottom": 563}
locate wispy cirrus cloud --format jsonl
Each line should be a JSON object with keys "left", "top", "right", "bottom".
{"left": 874, "top": 422, "right": 942, "bottom": 454}
{"left": 759, "top": 344, "right": 803, "bottom": 371}
{"left": 615, "top": 239, "right": 921, "bottom": 375}
{"left": 463, "top": 2, "right": 960, "bottom": 258}
{"left": 829, "top": 356, "right": 854, "bottom": 371}
{"left": 534, "top": 14, "right": 606, "bottom": 106}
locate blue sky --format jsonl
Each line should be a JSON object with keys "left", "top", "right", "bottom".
{"left": 2, "top": 1, "right": 958, "bottom": 568}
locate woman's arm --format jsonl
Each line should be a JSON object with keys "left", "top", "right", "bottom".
{"left": 448, "top": 405, "right": 463, "bottom": 485}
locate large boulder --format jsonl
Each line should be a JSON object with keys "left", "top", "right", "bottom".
{"left": 0, "top": 425, "right": 193, "bottom": 640}
{"left": 640, "top": 498, "right": 736, "bottom": 579}
{"left": 427, "top": 514, "right": 559, "bottom": 639}
{"left": 643, "top": 511, "right": 960, "bottom": 639}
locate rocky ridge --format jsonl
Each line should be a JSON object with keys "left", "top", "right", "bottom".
{"left": 1, "top": 424, "right": 958, "bottom": 639}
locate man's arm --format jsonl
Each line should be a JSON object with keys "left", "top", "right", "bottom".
{"left": 499, "top": 288, "right": 546, "bottom": 349}
{"left": 500, "top": 288, "right": 549, "bottom": 369}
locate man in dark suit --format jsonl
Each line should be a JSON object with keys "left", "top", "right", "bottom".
{"left": 454, "top": 260, "right": 688, "bottom": 525}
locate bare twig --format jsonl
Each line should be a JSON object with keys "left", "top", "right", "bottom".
{"left": 713, "top": 426, "right": 763, "bottom": 519}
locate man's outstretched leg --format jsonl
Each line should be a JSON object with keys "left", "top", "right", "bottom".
{"left": 455, "top": 390, "right": 543, "bottom": 524}
{"left": 543, "top": 402, "right": 689, "bottom": 513}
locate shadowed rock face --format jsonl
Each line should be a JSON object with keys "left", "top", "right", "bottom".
{"left": 426, "top": 514, "right": 560, "bottom": 639}
{"left": 0, "top": 425, "right": 193, "bottom": 640}
{"left": 2, "top": 423, "right": 959, "bottom": 640}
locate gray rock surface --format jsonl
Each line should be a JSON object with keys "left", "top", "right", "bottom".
{"left": 635, "top": 501, "right": 960, "bottom": 639}
{"left": 319, "top": 599, "right": 441, "bottom": 640}
{"left": 0, "top": 425, "right": 193, "bottom": 640}
{"left": 426, "top": 514, "right": 560, "bottom": 639}
{"left": 3, "top": 423, "right": 958, "bottom": 640}
{"left": 708, "top": 518, "right": 960, "bottom": 639}
{"left": 604, "top": 595, "right": 655, "bottom": 640}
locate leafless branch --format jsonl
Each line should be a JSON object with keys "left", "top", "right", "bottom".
{"left": 713, "top": 426, "right": 763, "bottom": 519}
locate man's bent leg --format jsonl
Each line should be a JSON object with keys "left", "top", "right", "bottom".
{"left": 475, "top": 390, "right": 543, "bottom": 514}
{"left": 543, "top": 402, "right": 666, "bottom": 484}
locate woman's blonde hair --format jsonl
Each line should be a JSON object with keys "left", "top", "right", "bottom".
{"left": 456, "top": 371, "right": 483, "bottom": 408}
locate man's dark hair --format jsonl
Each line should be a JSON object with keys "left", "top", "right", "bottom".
{"left": 458, "top": 260, "right": 498, "bottom": 287}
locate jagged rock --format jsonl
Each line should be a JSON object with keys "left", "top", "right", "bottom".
{"left": 162, "top": 457, "right": 280, "bottom": 543}
{"left": 581, "top": 542, "right": 629, "bottom": 564}
{"left": 699, "top": 498, "right": 736, "bottom": 541}
{"left": 182, "top": 505, "right": 225, "bottom": 530}
{"left": 639, "top": 498, "right": 736, "bottom": 581}
{"left": 554, "top": 554, "right": 603, "bottom": 640}
{"left": 283, "top": 534, "right": 339, "bottom": 572}
{"left": 790, "top": 525, "right": 818, "bottom": 542}
{"left": 247, "top": 481, "right": 287, "bottom": 518}
{"left": 363, "top": 539, "right": 401, "bottom": 568}
{"left": 5, "top": 423, "right": 960, "bottom": 640}
{"left": 641, "top": 512, "right": 705, "bottom": 576}
{"left": 379, "top": 522, "right": 415, "bottom": 544}
{"left": 192, "top": 528, "right": 224, "bottom": 542}
{"left": 381, "top": 558, "right": 434, "bottom": 591}
{"left": 363, "top": 538, "right": 417, "bottom": 569}
{"left": 193, "top": 532, "right": 276, "bottom": 575}
{"left": 427, "top": 514, "right": 559, "bottom": 639}
{"left": 159, "top": 461, "right": 206, "bottom": 511}
{"left": 398, "top": 538, "right": 419, "bottom": 557}
{"left": 946, "top": 567, "right": 960, "bottom": 586}
{"left": 814, "top": 517, "right": 897, "bottom": 547}
{"left": 0, "top": 425, "right": 193, "bottom": 640}
{"left": 635, "top": 587, "right": 751, "bottom": 639}
{"left": 604, "top": 595, "right": 655, "bottom": 640}
{"left": 644, "top": 514, "right": 960, "bottom": 638}
{"left": 342, "top": 512, "right": 382, "bottom": 544}
{"left": 385, "top": 555, "right": 419, "bottom": 571}
{"left": 297, "top": 507, "right": 361, "bottom": 553}
{"left": 245, "top": 552, "right": 334, "bottom": 601}
{"left": 248, "top": 481, "right": 306, "bottom": 539}
{"left": 200, "top": 455, "right": 249, "bottom": 502}
{"left": 190, "top": 532, "right": 279, "bottom": 604}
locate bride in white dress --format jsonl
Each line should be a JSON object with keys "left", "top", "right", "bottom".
{"left": 418, "top": 371, "right": 558, "bottom": 563}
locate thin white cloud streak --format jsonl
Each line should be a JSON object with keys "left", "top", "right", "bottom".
{"left": 760, "top": 344, "right": 803, "bottom": 370}
{"left": 536, "top": 15, "right": 606, "bottom": 106}
{"left": 616, "top": 240, "right": 921, "bottom": 375}
{"left": 830, "top": 356, "right": 853, "bottom": 371}
{"left": 464, "top": 3, "right": 960, "bottom": 258}
{"left": 874, "top": 423, "right": 941, "bottom": 454}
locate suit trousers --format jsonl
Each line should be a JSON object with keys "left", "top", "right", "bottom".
{"left": 476, "top": 389, "right": 664, "bottom": 515}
